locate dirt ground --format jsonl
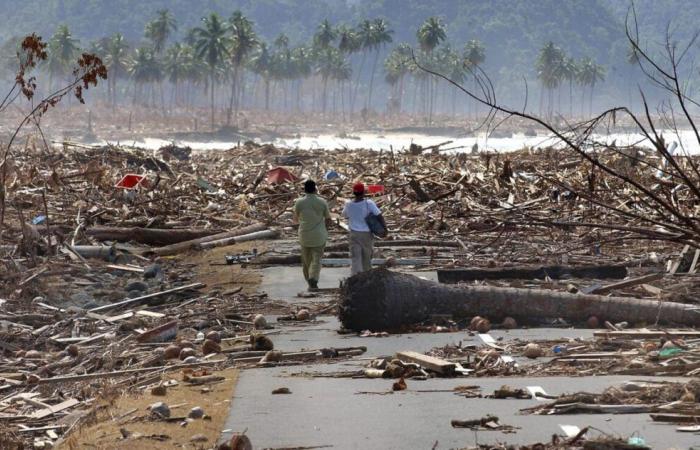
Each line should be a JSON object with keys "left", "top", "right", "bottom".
{"left": 59, "top": 368, "right": 239, "bottom": 450}
{"left": 184, "top": 241, "right": 266, "bottom": 296}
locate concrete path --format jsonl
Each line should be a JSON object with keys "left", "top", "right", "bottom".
{"left": 220, "top": 267, "right": 699, "bottom": 449}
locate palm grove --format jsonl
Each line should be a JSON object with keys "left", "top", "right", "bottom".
{"left": 5, "top": 9, "right": 608, "bottom": 128}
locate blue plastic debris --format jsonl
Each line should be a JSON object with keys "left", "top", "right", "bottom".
{"left": 324, "top": 170, "right": 340, "bottom": 180}
{"left": 32, "top": 215, "right": 47, "bottom": 225}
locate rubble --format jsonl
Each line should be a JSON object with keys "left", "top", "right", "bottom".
{"left": 2, "top": 139, "right": 700, "bottom": 447}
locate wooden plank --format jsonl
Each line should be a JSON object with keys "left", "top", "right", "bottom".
{"left": 17, "top": 425, "right": 67, "bottom": 433}
{"left": 650, "top": 413, "right": 700, "bottom": 423}
{"left": 396, "top": 350, "right": 456, "bottom": 375}
{"left": 88, "top": 283, "right": 204, "bottom": 313}
{"left": 135, "top": 310, "right": 165, "bottom": 318}
{"left": 479, "top": 333, "right": 504, "bottom": 351}
{"left": 106, "top": 264, "right": 144, "bottom": 273}
{"left": 670, "top": 245, "right": 690, "bottom": 275}
{"left": 594, "top": 330, "right": 700, "bottom": 339}
{"left": 689, "top": 249, "right": 700, "bottom": 274}
{"left": 438, "top": 264, "right": 627, "bottom": 283}
{"left": 589, "top": 272, "right": 664, "bottom": 295}
{"left": 29, "top": 398, "right": 79, "bottom": 419}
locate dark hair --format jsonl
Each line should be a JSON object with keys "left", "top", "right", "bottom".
{"left": 304, "top": 179, "right": 317, "bottom": 193}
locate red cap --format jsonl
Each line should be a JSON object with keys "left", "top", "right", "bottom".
{"left": 352, "top": 182, "right": 365, "bottom": 194}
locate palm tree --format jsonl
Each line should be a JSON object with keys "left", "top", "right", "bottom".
{"left": 337, "top": 25, "right": 361, "bottom": 114}
{"left": 351, "top": 19, "right": 374, "bottom": 114}
{"left": 417, "top": 17, "right": 446, "bottom": 53}
{"left": 577, "top": 56, "right": 605, "bottom": 116}
{"left": 227, "top": 11, "right": 258, "bottom": 125}
{"left": 290, "top": 46, "right": 312, "bottom": 111}
{"left": 128, "top": 46, "right": 162, "bottom": 108}
{"left": 191, "top": 13, "right": 230, "bottom": 129}
{"left": 145, "top": 9, "right": 177, "bottom": 54}
{"left": 331, "top": 55, "right": 352, "bottom": 116}
{"left": 316, "top": 47, "right": 336, "bottom": 113}
{"left": 103, "top": 33, "right": 129, "bottom": 110}
{"left": 45, "top": 25, "right": 80, "bottom": 93}
{"left": 384, "top": 43, "right": 411, "bottom": 115}
{"left": 560, "top": 56, "right": 578, "bottom": 118}
{"left": 250, "top": 42, "right": 272, "bottom": 110}
{"left": 164, "top": 43, "right": 195, "bottom": 107}
{"left": 463, "top": 39, "right": 485, "bottom": 118}
{"left": 417, "top": 16, "right": 446, "bottom": 124}
{"left": 338, "top": 25, "right": 360, "bottom": 54}
{"left": 536, "top": 42, "right": 564, "bottom": 118}
{"left": 365, "top": 18, "right": 393, "bottom": 111}
{"left": 314, "top": 19, "right": 337, "bottom": 49}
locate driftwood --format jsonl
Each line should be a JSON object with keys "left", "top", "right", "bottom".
{"left": 339, "top": 269, "right": 700, "bottom": 331}
{"left": 196, "top": 229, "right": 279, "bottom": 250}
{"left": 88, "top": 282, "right": 204, "bottom": 313}
{"left": 86, "top": 226, "right": 223, "bottom": 246}
{"left": 437, "top": 264, "right": 628, "bottom": 283}
{"left": 70, "top": 245, "right": 116, "bottom": 261}
{"left": 150, "top": 223, "right": 266, "bottom": 256}
{"left": 324, "top": 239, "right": 461, "bottom": 252}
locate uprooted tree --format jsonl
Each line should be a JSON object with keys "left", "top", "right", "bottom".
{"left": 0, "top": 34, "right": 107, "bottom": 246}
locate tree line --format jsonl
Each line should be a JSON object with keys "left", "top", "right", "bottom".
{"left": 2, "top": 9, "right": 611, "bottom": 128}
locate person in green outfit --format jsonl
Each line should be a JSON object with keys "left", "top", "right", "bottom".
{"left": 293, "top": 179, "right": 331, "bottom": 290}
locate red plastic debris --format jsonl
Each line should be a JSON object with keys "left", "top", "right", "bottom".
{"left": 367, "top": 184, "right": 385, "bottom": 195}
{"left": 267, "top": 167, "right": 298, "bottom": 184}
{"left": 115, "top": 174, "right": 147, "bottom": 189}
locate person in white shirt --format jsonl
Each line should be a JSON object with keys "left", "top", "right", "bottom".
{"left": 342, "top": 182, "right": 386, "bottom": 275}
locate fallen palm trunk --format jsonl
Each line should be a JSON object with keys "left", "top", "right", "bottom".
{"left": 150, "top": 223, "right": 266, "bottom": 256}
{"left": 253, "top": 255, "right": 429, "bottom": 266}
{"left": 196, "top": 229, "right": 279, "bottom": 250}
{"left": 339, "top": 269, "right": 700, "bottom": 331}
{"left": 86, "top": 226, "right": 223, "bottom": 246}
{"left": 437, "top": 264, "right": 627, "bottom": 283}
{"left": 324, "top": 239, "right": 461, "bottom": 252}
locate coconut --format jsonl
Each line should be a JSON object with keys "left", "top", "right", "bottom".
{"left": 202, "top": 339, "right": 222, "bottom": 355}
{"left": 523, "top": 343, "right": 542, "bottom": 359}
{"left": 205, "top": 330, "right": 222, "bottom": 343}
{"left": 253, "top": 314, "right": 267, "bottom": 329}
{"left": 475, "top": 318, "right": 491, "bottom": 333}
{"left": 179, "top": 347, "right": 197, "bottom": 360}
{"left": 66, "top": 344, "right": 80, "bottom": 357}
{"left": 179, "top": 339, "right": 194, "bottom": 349}
{"left": 25, "top": 350, "right": 42, "bottom": 359}
{"left": 502, "top": 317, "right": 517, "bottom": 329}
{"left": 469, "top": 316, "right": 483, "bottom": 330}
{"left": 251, "top": 334, "right": 274, "bottom": 351}
{"left": 260, "top": 350, "right": 282, "bottom": 363}
{"left": 296, "top": 309, "right": 310, "bottom": 321}
{"left": 164, "top": 344, "right": 182, "bottom": 359}
{"left": 586, "top": 315, "right": 600, "bottom": 329}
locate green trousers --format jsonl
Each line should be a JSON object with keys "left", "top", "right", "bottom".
{"left": 301, "top": 245, "right": 325, "bottom": 282}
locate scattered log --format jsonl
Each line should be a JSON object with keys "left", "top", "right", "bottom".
{"left": 589, "top": 272, "right": 664, "bottom": 295}
{"left": 196, "top": 229, "right": 279, "bottom": 250}
{"left": 594, "top": 330, "right": 700, "bottom": 339}
{"left": 437, "top": 264, "right": 627, "bottom": 283}
{"left": 408, "top": 179, "right": 431, "bottom": 202}
{"left": 70, "top": 245, "right": 116, "bottom": 261}
{"left": 88, "top": 282, "right": 204, "bottom": 313}
{"left": 86, "top": 226, "right": 223, "bottom": 246}
{"left": 339, "top": 269, "right": 700, "bottom": 331}
{"left": 151, "top": 223, "right": 266, "bottom": 256}
{"left": 324, "top": 239, "right": 461, "bottom": 252}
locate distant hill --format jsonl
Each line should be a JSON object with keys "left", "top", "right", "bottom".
{"left": 0, "top": 0, "right": 697, "bottom": 107}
